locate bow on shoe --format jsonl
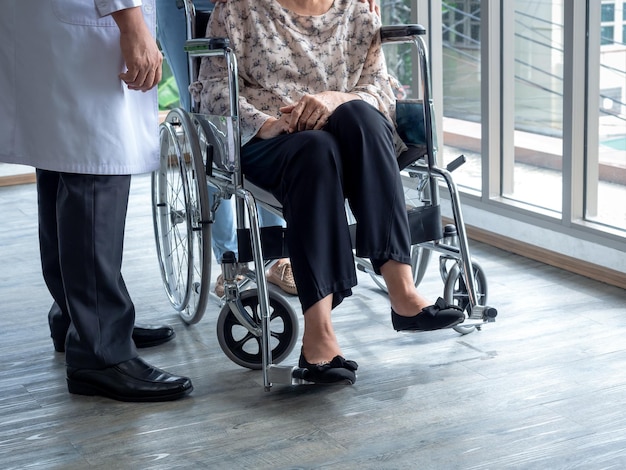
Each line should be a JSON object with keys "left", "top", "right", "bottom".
{"left": 391, "top": 297, "right": 465, "bottom": 331}
{"left": 298, "top": 353, "right": 358, "bottom": 384}
{"left": 421, "top": 297, "right": 462, "bottom": 317}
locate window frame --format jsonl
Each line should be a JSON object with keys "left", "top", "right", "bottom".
{"left": 414, "top": 0, "right": 626, "bottom": 279}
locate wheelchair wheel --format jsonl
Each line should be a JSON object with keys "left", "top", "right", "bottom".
{"left": 152, "top": 109, "right": 211, "bottom": 324}
{"left": 442, "top": 261, "right": 488, "bottom": 335}
{"left": 369, "top": 244, "right": 431, "bottom": 292}
{"left": 217, "top": 290, "right": 299, "bottom": 370}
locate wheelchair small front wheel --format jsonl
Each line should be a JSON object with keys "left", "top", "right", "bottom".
{"left": 216, "top": 290, "right": 299, "bottom": 370}
{"left": 443, "top": 261, "right": 488, "bottom": 335}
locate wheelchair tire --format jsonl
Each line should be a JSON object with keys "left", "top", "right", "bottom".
{"left": 442, "top": 261, "right": 488, "bottom": 335}
{"left": 152, "top": 109, "right": 212, "bottom": 324}
{"left": 217, "top": 289, "right": 299, "bottom": 370}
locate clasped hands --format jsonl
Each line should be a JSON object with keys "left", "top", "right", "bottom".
{"left": 257, "top": 91, "right": 359, "bottom": 139}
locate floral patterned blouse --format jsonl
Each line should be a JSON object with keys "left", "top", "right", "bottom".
{"left": 190, "top": 0, "right": 398, "bottom": 147}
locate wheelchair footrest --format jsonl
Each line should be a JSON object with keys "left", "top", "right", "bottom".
{"left": 268, "top": 365, "right": 311, "bottom": 385}
{"left": 469, "top": 304, "right": 498, "bottom": 322}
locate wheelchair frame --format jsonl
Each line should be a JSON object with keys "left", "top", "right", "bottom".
{"left": 152, "top": 0, "right": 497, "bottom": 391}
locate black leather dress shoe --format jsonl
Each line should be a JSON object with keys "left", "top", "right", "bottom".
{"left": 66, "top": 357, "right": 193, "bottom": 402}
{"left": 52, "top": 324, "right": 176, "bottom": 353}
{"left": 132, "top": 324, "right": 176, "bottom": 349}
{"left": 392, "top": 297, "right": 465, "bottom": 331}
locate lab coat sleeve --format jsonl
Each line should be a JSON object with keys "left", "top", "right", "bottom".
{"left": 94, "top": 0, "right": 143, "bottom": 17}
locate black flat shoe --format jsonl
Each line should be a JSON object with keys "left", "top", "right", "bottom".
{"left": 392, "top": 297, "right": 465, "bottom": 331}
{"left": 66, "top": 357, "right": 193, "bottom": 402}
{"left": 298, "top": 352, "right": 358, "bottom": 384}
{"left": 51, "top": 324, "right": 176, "bottom": 353}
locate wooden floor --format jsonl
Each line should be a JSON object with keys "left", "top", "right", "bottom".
{"left": 1, "top": 174, "right": 625, "bottom": 470}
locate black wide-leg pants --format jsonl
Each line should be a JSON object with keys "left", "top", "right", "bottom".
{"left": 241, "top": 100, "right": 412, "bottom": 312}
{"left": 37, "top": 170, "right": 137, "bottom": 369}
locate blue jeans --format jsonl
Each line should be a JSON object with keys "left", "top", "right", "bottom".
{"left": 156, "top": 0, "right": 285, "bottom": 262}
{"left": 156, "top": 0, "right": 212, "bottom": 112}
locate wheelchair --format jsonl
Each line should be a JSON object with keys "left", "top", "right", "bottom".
{"left": 152, "top": 0, "right": 497, "bottom": 390}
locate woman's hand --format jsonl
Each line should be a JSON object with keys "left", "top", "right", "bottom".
{"left": 256, "top": 114, "right": 291, "bottom": 139}
{"left": 280, "top": 91, "right": 359, "bottom": 133}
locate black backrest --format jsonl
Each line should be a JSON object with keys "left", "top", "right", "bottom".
{"left": 195, "top": 9, "right": 212, "bottom": 38}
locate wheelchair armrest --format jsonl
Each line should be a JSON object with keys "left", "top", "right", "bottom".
{"left": 184, "top": 37, "right": 230, "bottom": 54}
{"left": 381, "top": 25, "right": 426, "bottom": 42}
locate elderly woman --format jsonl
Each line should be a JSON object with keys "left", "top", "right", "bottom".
{"left": 192, "top": 0, "right": 464, "bottom": 384}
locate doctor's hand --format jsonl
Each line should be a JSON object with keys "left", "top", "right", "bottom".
{"left": 112, "top": 7, "right": 163, "bottom": 92}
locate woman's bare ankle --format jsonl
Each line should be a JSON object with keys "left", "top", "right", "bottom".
{"left": 301, "top": 295, "right": 342, "bottom": 364}
{"left": 380, "top": 260, "right": 432, "bottom": 316}
{"left": 389, "top": 292, "right": 431, "bottom": 317}
{"left": 301, "top": 335, "right": 342, "bottom": 365}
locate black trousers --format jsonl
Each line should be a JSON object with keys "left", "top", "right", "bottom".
{"left": 37, "top": 170, "right": 137, "bottom": 369}
{"left": 242, "top": 101, "right": 412, "bottom": 312}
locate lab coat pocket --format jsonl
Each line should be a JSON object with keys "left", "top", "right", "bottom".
{"left": 51, "top": 0, "right": 117, "bottom": 27}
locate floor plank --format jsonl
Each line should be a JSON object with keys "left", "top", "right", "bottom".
{"left": 1, "top": 174, "right": 625, "bottom": 469}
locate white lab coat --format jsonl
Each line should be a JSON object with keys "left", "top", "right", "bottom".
{"left": 0, "top": 0, "right": 159, "bottom": 175}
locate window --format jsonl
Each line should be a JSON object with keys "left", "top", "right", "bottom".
{"left": 408, "top": 0, "right": 626, "bottom": 280}
{"left": 601, "top": 25, "right": 615, "bottom": 45}
{"left": 587, "top": 1, "right": 626, "bottom": 230}
{"left": 441, "top": 1, "right": 482, "bottom": 192}
{"left": 504, "top": 2, "right": 564, "bottom": 213}
{"left": 602, "top": 2, "right": 615, "bottom": 22}
{"left": 442, "top": 1, "right": 481, "bottom": 48}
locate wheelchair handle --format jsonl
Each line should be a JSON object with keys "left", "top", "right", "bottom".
{"left": 185, "top": 37, "right": 230, "bottom": 54}
{"left": 381, "top": 24, "right": 426, "bottom": 41}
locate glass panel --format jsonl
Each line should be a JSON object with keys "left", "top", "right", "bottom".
{"left": 381, "top": 0, "right": 411, "bottom": 25}
{"left": 441, "top": 0, "right": 482, "bottom": 192}
{"left": 587, "top": 1, "right": 626, "bottom": 231}
{"left": 380, "top": 2, "right": 418, "bottom": 99}
{"left": 601, "top": 25, "right": 615, "bottom": 45}
{"left": 503, "top": 1, "right": 564, "bottom": 213}
{"left": 601, "top": 3, "right": 615, "bottom": 22}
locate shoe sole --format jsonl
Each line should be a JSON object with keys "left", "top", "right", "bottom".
{"left": 266, "top": 275, "right": 298, "bottom": 296}
{"left": 394, "top": 317, "right": 465, "bottom": 332}
{"left": 300, "top": 377, "right": 356, "bottom": 385}
{"left": 66, "top": 378, "right": 193, "bottom": 402}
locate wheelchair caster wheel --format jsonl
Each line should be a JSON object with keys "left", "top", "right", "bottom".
{"left": 443, "top": 260, "right": 488, "bottom": 335}
{"left": 217, "top": 289, "right": 299, "bottom": 370}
